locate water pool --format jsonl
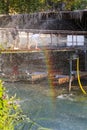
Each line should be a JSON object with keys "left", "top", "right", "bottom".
{"left": 4, "top": 81, "right": 87, "bottom": 130}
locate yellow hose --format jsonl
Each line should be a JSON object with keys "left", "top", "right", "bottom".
{"left": 77, "top": 58, "right": 86, "bottom": 94}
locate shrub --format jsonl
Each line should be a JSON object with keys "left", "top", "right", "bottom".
{"left": 0, "top": 80, "right": 51, "bottom": 130}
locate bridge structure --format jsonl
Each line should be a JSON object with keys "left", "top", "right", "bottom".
{"left": 0, "top": 28, "right": 87, "bottom": 53}
{"left": 0, "top": 28, "right": 87, "bottom": 92}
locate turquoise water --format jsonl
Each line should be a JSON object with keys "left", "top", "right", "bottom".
{"left": 4, "top": 81, "right": 87, "bottom": 130}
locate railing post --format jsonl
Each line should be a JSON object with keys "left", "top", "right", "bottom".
{"left": 27, "top": 32, "right": 29, "bottom": 49}
{"left": 50, "top": 33, "right": 52, "bottom": 46}
{"left": 69, "top": 58, "right": 72, "bottom": 92}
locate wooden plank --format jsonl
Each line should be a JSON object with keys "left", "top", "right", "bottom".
{"left": 51, "top": 71, "right": 87, "bottom": 85}
{"left": 58, "top": 76, "right": 69, "bottom": 84}
{"left": 0, "top": 46, "right": 87, "bottom": 53}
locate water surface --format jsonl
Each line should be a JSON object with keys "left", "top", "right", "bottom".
{"left": 4, "top": 81, "right": 87, "bottom": 130}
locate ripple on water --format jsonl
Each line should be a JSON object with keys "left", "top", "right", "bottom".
{"left": 4, "top": 82, "right": 87, "bottom": 130}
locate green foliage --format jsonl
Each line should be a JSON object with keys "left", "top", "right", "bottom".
{"left": 72, "top": 0, "right": 87, "bottom": 10}
{"left": 0, "top": 0, "right": 87, "bottom": 14}
{"left": 0, "top": 79, "right": 24, "bottom": 130}
{"left": 0, "top": 80, "right": 52, "bottom": 130}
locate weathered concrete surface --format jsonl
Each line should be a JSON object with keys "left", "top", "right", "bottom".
{"left": 0, "top": 11, "right": 87, "bottom": 30}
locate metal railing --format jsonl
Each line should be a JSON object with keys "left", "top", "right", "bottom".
{"left": 0, "top": 28, "right": 87, "bottom": 53}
